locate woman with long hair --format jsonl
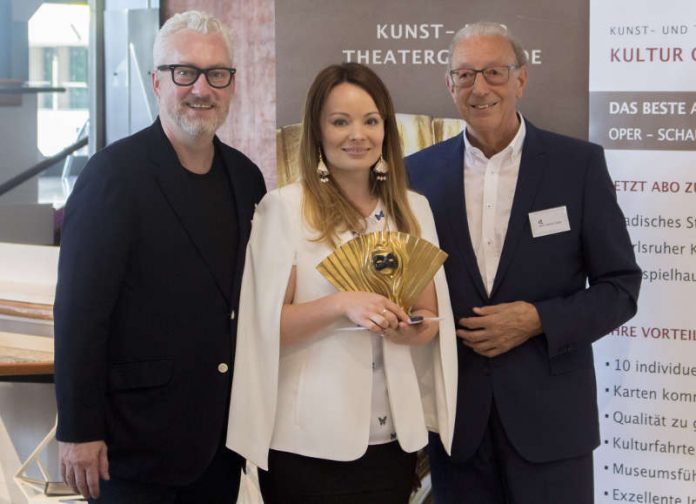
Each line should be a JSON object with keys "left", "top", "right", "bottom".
{"left": 227, "top": 63, "right": 456, "bottom": 503}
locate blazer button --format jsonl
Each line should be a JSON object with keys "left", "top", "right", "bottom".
{"left": 217, "top": 363, "right": 229, "bottom": 373}
{"left": 230, "top": 310, "right": 236, "bottom": 320}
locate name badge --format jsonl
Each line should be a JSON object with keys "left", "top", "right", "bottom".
{"left": 529, "top": 206, "right": 570, "bottom": 238}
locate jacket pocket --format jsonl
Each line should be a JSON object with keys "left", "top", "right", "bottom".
{"left": 108, "top": 359, "right": 173, "bottom": 392}
{"left": 549, "top": 345, "right": 593, "bottom": 375}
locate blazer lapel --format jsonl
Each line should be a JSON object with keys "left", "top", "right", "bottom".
{"left": 440, "top": 136, "right": 488, "bottom": 300}
{"left": 489, "top": 122, "right": 546, "bottom": 298}
{"left": 216, "top": 138, "right": 256, "bottom": 311}
{"left": 147, "top": 119, "right": 231, "bottom": 306}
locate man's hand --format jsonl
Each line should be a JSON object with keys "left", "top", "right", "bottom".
{"left": 59, "top": 440, "right": 109, "bottom": 499}
{"left": 456, "top": 301, "right": 542, "bottom": 357}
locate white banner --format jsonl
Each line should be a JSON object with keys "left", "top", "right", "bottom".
{"left": 590, "top": 1, "right": 696, "bottom": 503}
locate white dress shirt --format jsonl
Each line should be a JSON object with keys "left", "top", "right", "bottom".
{"left": 355, "top": 202, "right": 397, "bottom": 444}
{"left": 463, "top": 117, "right": 526, "bottom": 294}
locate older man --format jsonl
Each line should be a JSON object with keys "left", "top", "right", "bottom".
{"left": 407, "top": 22, "right": 641, "bottom": 503}
{"left": 54, "top": 11, "right": 265, "bottom": 503}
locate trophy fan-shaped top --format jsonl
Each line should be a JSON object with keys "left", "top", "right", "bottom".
{"left": 316, "top": 231, "right": 447, "bottom": 312}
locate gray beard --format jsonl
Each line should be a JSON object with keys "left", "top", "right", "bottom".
{"left": 174, "top": 111, "right": 221, "bottom": 137}
{"left": 164, "top": 99, "right": 230, "bottom": 138}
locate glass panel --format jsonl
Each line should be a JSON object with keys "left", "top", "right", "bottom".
{"left": 31, "top": 4, "right": 90, "bottom": 207}
{"left": 0, "top": 2, "right": 90, "bottom": 245}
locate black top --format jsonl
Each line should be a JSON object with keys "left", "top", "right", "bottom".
{"left": 181, "top": 150, "right": 238, "bottom": 305}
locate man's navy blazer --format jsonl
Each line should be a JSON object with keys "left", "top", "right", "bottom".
{"left": 406, "top": 120, "right": 641, "bottom": 463}
{"left": 54, "top": 118, "right": 266, "bottom": 484}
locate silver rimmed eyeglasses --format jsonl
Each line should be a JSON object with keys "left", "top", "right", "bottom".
{"left": 157, "top": 64, "right": 236, "bottom": 89}
{"left": 448, "top": 65, "right": 519, "bottom": 88}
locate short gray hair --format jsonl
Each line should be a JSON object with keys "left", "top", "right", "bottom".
{"left": 447, "top": 22, "right": 527, "bottom": 69}
{"left": 153, "top": 10, "right": 234, "bottom": 67}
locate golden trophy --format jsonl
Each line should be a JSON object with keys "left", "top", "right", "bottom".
{"left": 316, "top": 231, "right": 447, "bottom": 312}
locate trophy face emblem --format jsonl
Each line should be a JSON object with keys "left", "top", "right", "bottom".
{"left": 371, "top": 244, "right": 399, "bottom": 276}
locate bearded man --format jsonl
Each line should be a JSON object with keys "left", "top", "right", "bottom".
{"left": 53, "top": 10, "right": 265, "bottom": 503}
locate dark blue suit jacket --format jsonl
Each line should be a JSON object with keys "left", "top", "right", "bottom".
{"left": 407, "top": 120, "right": 641, "bottom": 463}
{"left": 54, "top": 118, "right": 266, "bottom": 484}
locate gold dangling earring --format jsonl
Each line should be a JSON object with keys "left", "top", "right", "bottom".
{"left": 373, "top": 155, "right": 388, "bottom": 182}
{"left": 317, "top": 150, "right": 330, "bottom": 183}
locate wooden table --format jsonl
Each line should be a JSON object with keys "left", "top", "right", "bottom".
{"left": 0, "top": 298, "right": 54, "bottom": 380}
{"left": 0, "top": 347, "right": 53, "bottom": 376}
{"left": 0, "top": 243, "right": 59, "bottom": 502}
{"left": 0, "top": 342, "right": 53, "bottom": 377}
{"left": 0, "top": 331, "right": 54, "bottom": 379}
{"left": 0, "top": 298, "right": 53, "bottom": 322}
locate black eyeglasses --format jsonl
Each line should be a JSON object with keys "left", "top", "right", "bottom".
{"left": 448, "top": 65, "right": 519, "bottom": 88}
{"left": 157, "top": 64, "right": 236, "bottom": 89}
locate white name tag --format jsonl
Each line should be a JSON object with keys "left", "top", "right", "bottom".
{"left": 529, "top": 206, "right": 570, "bottom": 238}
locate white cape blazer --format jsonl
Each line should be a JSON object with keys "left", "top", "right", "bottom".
{"left": 226, "top": 183, "right": 457, "bottom": 470}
